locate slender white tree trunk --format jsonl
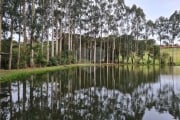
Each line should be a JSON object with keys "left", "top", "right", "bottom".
{"left": 59, "top": 22, "right": 62, "bottom": 55}
{"left": 51, "top": 28, "right": 54, "bottom": 57}
{"left": 94, "top": 40, "right": 96, "bottom": 64}
{"left": 0, "top": 0, "right": 3, "bottom": 69}
{"left": 55, "top": 21, "right": 59, "bottom": 56}
{"left": 17, "top": 29, "right": 21, "bottom": 69}
{"left": 8, "top": 18, "right": 14, "bottom": 69}
{"left": 46, "top": 29, "right": 50, "bottom": 62}
{"left": 30, "top": 0, "right": 35, "bottom": 67}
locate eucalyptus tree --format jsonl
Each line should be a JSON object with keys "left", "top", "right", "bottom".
{"left": 41, "top": 0, "right": 54, "bottom": 63}
{"left": 73, "top": 0, "right": 86, "bottom": 63}
{"left": 113, "top": 0, "right": 126, "bottom": 63}
{"left": 104, "top": 0, "right": 114, "bottom": 63}
{"left": 36, "top": 0, "right": 48, "bottom": 57}
{"left": 130, "top": 5, "right": 146, "bottom": 61}
{"left": 0, "top": 0, "right": 3, "bottom": 69}
{"left": 17, "top": 1, "right": 23, "bottom": 69}
{"left": 54, "top": 0, "right": 59, "bottom": 56}
{"left": 119, "top": 6, "right": 132, "bottom": 63}
{"left": 168, "top": 10, "right": 180, "bottom": 65}
{"left": 29, "top": 0, "right": 35, "bottom": 67}
{"left": 50, "top": 0, "right": 55, "bottom": 58}
{"left": 145, "top": 20, "right": 155, "bottom": 44}
{"left": 22, "top": 0, "right": 27, "bottom": 67}
{"left": 3, "top": 0, "right": 21, "bottom": 69}
{"left": 84, "top": 0, "right": 99, "bottom": 63}
{"left": 155, "top": 17, "right": 169, "bottom": 47}
{"left": 145, "top": 20, "right": 155, "bottom": 63}
{"left": 64, "top": 0, "right": 73, "bottom": 51}
{"left": 92, "top": 0, "right": 101, "bottom": 63}
{"left": 139, "top": 19, "right": 156, "bottom": 64}
{"left": 155, "top": 16, "right": 168, "bottom": 64}
{"left": 99, "top": 1, "right": 107, "bottom": 63}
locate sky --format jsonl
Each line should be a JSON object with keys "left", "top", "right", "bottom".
{"left": 125, "top": 0, "right": 180, "bottom": 21}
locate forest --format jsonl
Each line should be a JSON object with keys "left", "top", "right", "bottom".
{"left": 0, "top": 0, "right": 180, "bottom": 69}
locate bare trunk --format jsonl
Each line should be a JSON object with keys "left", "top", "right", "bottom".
{"left": 41, "top": 29, "right": 44, "bottom": 55}
{"left": 100, "top": 39, "right": 102, "bottom": 64}
{"left": 30, "top": 0, "right": 35, "bottom": 67}
{"left": 59, "top": 22, "right": 62, "bottom": 56}
{"left": 17, "top": 2, "right": 21, "bottom": 69}
{"left": 94, "top": 40, "right": 96, "bottom": 63}
{"left": 51, "top": 0, "right": 54, "bottom": 57}
{"left": 70, "top": 26, "right": 73, "bottom": 51}
{"left": 51, "top": 28, "right": 54, "bottom": 57}
{"left": 41, "top": 0, "right": 45, "bottom": 55}
{"left": 106, "top": 40, "right": 109, "bottom": 64}
{"left": 0, "top": 0, "right": 2, "bottom": 69}
{"left": 23, "top": 0, "right": 27, "bottom": 68}
{"left": 17, "top": 29, "right": 21, "bottom": 69}
{"left": 79, "top": 32, "right": 82, "bottom": 63}
{"left": 112, "top": 38, "right": 115, "bottom": 63}
{"left": 68, "top": 17, "right": 71, "bottom": 51}
{"left": 8, "top": 18, "right": 14, "bottom": 70}
{"left": 46, "top": 29, "right": 50, "bottom": 62}
{"left": 100, "top": 25, "right": 103, "bottom": 64}
{"left": 55, "top": 20, "right": 59, "bottom": 56}
{"left": 90, "top": 41, "right": 92, "bottom": 63}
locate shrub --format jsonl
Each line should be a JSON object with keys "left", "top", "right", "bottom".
{"left": 48, "top": 57, "right": 58, "bottom": 66}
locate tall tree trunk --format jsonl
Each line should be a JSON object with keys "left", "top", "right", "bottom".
{"left": 17, "top": 2, "right": 22, "bottom": 69}
{"left": 30, "top": 0, "right": 35, "bottom": 67}
{"left": 23, "top": 0, "right": 27, "bottom": 68}
{"left": 8, "top": 18, "right": 14, "bottom": 70}
{"left": 51, "top": 28, "right": 54, "bottom": 57}
{"left": 59, "top": 22, "right": 62, "bottom": 56}
{"left": 55, "top": 20, "right": 59, "bottom": 56}
{"left": 41, "top": 0, "right": 44, "bottom": 56}
{"left": 17, "top": 29, "right": 21, "bottom": 69}
{"left": 112, "top": 38, "right": 115, "bottom": 63}
{"left": 46, "top": 29, "right": 50, "bottom": 62}
{"left": 51, "top": 0, "right": 54, "bottom": 57}
{"left": 100, "top": 39, "right": 102, "bottom": 64}
{"left": 41, "top": 28, "right": 44, "bottom": 55}
{"left": 68, "top": 17, "right": 71, "bottom": 51}
{"left": 79, "top": 30, "right": 82, "bottom": 63}
{"left": 106, "top": 40, "right": 109, "bottom": 64}
{"left": 0, "top": 0, "right": 3, "bottom": 69}
{"left": 100, "top": 24, "right": 103, "bottom": 64}
{"left": 90, "top": 41, "right": 92, "bottom": 63}
{"left": 159, "top": 35, "right": 161, "bottom": 65}
{"left": 93, "top": 40, "right": 96, "bottom": 63}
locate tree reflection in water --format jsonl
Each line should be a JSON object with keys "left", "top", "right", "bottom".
{"left": 0, "top": 66, "right": 180, "bottom": 120}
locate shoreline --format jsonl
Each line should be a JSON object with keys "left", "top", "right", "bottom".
{"left": 0, "top": 63, "right": 178, "bottom": 83}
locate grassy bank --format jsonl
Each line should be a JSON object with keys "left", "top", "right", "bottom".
{"left": 161, "top": 47, "right": 180, "bottom": 65}
{"left": 0, "top": 64, "right": 95, "bottom": 83}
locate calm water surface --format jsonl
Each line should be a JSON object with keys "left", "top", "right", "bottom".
{"left": 0, "top": 66, "right": 180, "bottom": 120}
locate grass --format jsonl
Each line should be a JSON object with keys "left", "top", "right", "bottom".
{"left": 0, "top": 64, "right": 95, "bottom": 83}
{"left": 161, "top": 47, "right": 180, "bottom": 65}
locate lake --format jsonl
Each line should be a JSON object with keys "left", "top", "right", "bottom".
{"left": 1, "top": 66, "right": 180, "bottom": 120}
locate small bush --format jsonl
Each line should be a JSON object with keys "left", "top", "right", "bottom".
{"left": 48, "top": 57, "right": 58, "bottom": 66}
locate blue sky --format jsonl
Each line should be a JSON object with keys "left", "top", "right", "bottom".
{"left": 125, "top": 0, "right": 180, "bottom": 21}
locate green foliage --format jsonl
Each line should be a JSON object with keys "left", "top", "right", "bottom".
{"left": 148, "top": 45, "right": 160, "bottom": 64}
{"left": 35, "top": 53, "right": 47, "bottom": 67}
{"left": 160, "top": 52, "right": 169, "bottom": 65}
{"left": 60, "top": 50, "right": 75, "bottom": 64}
{"left": 48, "top": 57, "right": 58, "bottom": 66}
